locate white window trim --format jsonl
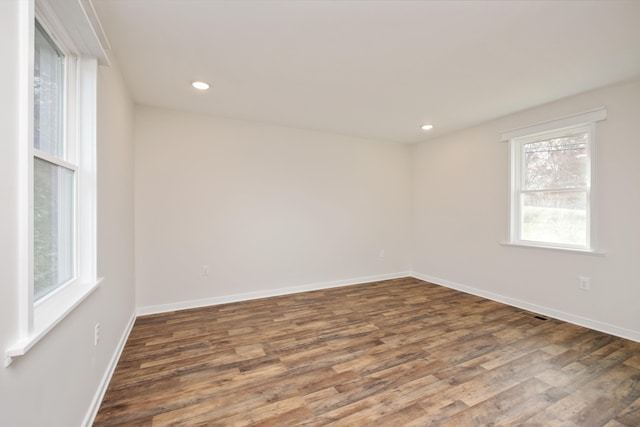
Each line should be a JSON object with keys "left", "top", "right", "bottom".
{"left": 499, "top": 241, "right": 606, "bottom": 256}
{"left": 500, "top": 107, "right": 607, "bottom": 255}
{"left": 500, "top": 108, "right": 607, "bottom": 142}
{"left": 5, "top": 0, "right": 107, "bottom": 368}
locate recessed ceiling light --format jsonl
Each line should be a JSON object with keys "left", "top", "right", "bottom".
{"left": 192, "top": 81, "right": 210, "bottom": 90}
{"left": 421, "top": 124, "right": 434, "bottom": 131}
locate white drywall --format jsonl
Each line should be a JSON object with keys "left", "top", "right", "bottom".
{"left": 134, "top": 106, "right": 412, "bottom": 309}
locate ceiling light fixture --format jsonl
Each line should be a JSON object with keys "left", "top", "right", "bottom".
{"left": 421, "top": 124, "right": 434, "bottom": 131}
{"left": 192, "top": 81, "right": 210, "bottom": 90}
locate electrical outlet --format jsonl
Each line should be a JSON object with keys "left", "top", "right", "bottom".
{"left": 578, "top": 276, "right": 590, "bottom": 291}
{"left": 379, "top": 249, "right": 385, "bottom": 258}
{"left": 94, "top": 323, "right": 100, "bottom": 346}
{"left": 203, "top": 265, "right": 209, "bottom": 276}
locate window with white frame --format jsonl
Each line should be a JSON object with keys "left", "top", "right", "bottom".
{"left": 5, "top": 0, "right": 106, "bottom": 367}
{"left": 33, "top": 20, "right": 76, "bottom": 302}
{"left": 30, "top": 11, "right": 100, "bottom": 344}
{"left": 503, "top": 108, "right": 606, "bottom": 252}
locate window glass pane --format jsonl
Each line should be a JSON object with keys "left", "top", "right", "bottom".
{"left": 34, "top": 22, "right": 64, "bottom": 157}
{"left": 521, "top": 191, "right": 587, "bottom": 246}
{"left": 34, "top": 158, "right": 74, "bottom": 301}
{"left": 523, "top": 132, "right": 588, "bottom": 191}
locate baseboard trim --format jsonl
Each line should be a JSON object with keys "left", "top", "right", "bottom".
{"left": 137, "top": 271, "right": 412, "bottom": 316}
{"left": 410, "top": 271, "right": 640, "bottom": 343}
{"left": 82, "top": 311, "right": 137, "bottom": 427}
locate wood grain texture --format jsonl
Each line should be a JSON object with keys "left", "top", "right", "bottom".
{"left": 94, "top": 278, "right": 640, "bottom": 426}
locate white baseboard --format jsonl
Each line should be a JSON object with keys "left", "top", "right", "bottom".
{"left": 137, "top": 271, "right": 411, "bottom": 316}
{"left": 82, "top": 312, "right": 137, "bottom": 427}
{"left": 410, "top": 271, "right": 640, "bottom": 343}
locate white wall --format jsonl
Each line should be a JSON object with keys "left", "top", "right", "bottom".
{"left": 0, "top": 1, "right": 136, "bottom": 423}
{"left": 0, "top": 3, "right": 24, "bottom": 420}
{"left": 412, "top": 79, "right": 640, "bottom": 340}
{"left": 135, "top": 106, "right": 412, "bottom": 310}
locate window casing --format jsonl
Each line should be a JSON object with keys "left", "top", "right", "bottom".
{"left": 504, "top": 108, "right": 606, "bottom": 252}
{"left": 5, "top": 0, "right": 106, "bottom": 367}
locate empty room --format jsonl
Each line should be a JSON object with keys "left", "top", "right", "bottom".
{"left": 2, "top": 0, "right": 640, "bottom": 426}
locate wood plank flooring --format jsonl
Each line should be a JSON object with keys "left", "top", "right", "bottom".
{"left": 94, "top": 277, "right": 640, "bottom": 426}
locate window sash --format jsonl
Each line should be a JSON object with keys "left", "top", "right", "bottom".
{"left": 33, "top": 157, "right": 76, "bottom": 302}
{"left": 34, "top": 20, "right": 65, "bottom": 159}
{"left": 516, "top": 189, "right": 590, "bottom": 248}
{"left": 518, "top": 125, "right": 590, "bottom": 192}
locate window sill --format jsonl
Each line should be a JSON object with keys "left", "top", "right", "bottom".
{"left": 500, "top": 241, "right": 606, "bottom": 256}
{"left": 4, "top": 277, "right": 103, "bottom": 367}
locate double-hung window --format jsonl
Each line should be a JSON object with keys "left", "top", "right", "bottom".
{"left": 27, "top": 12, "right": 100, "bottom": 353}
{"left": 504, "top": 108, "right": 606, "bottom": 252}
{"left": 5, "top": 0, "right": 106, "bottom": 367}
{"left": 33, "top": 20, "right": 75, "bottom": 302}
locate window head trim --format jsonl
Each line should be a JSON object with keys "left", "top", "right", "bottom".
{"left": 501, "top": 107, "right": 607, "bottom": 142}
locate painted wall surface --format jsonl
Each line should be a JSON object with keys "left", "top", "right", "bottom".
{"left": 0, "top": 4, "right": 24, "bottom": 419}
{"left": 0, "top": 1, "right": 136, "bottom": 421}
{"left": 412, "top": 79, "right": 640, "bottom": 339}
{"left": 135, "top": 106, "right": 412, "bottom": 309}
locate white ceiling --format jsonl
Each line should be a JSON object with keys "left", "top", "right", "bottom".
{"left": 92, "top": 0, "right": 640, "bottom": 144}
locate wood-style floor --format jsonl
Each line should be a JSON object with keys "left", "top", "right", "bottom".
{"left": 94, "top": 277, "right": 640, "bottom": 426}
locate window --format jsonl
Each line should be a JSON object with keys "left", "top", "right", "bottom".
{"left": 33, "top": 21, "right": 76, "bottom": 302}
{"left": 512, "top": 125, "right": 591, "bottom": 248}
{"left": 503, "top": 108, "right": 606, "bottom": 252}
{"left": 5, "top": 0, "right": 106, "bottom": 367}
{"left": 29, "top": 13, "right": 100, "bottom": 340}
